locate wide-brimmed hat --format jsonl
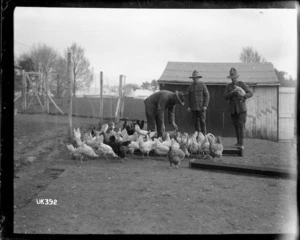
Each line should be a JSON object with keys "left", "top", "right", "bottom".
{"left": 175, "top": 91, "right": 185, "bottom": 106}
{"left": 189, "top": 70, "right": 202, "bottom": 79}
{"left": 227, "top": 67, "right": 239, "bottom": 79}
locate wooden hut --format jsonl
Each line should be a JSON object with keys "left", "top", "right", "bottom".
{"left": 158, "top": 62, "right": 280, "bottom": 141}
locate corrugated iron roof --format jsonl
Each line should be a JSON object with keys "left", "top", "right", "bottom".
{"left": 158, "top": 62, "right": 280, "bottom": 85}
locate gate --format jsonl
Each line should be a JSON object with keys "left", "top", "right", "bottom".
{"left": 278, "top": 87, "right": 296, "bottom": 142}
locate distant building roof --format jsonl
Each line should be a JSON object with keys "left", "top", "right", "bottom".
{"left": 158, "top": 62, "right": 280, "bottom": 85}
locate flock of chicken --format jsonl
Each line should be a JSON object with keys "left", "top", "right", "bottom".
{"left": 66, "top": 120, "right": 224, "bottom": 169}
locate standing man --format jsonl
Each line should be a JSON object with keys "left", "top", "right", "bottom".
{"left": 224, "top": 67, "right": 253, "bottom": 149}
{"left": 144, "top": 90, "right": 185, "bottom": 137}
{"left": 186, "top": 70, "right": 210, "bottom": 135}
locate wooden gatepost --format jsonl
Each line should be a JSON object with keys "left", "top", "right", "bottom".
{"left": 114, "top": 74, "right": 124, "bottom": 123}
{"left": 67, "top": 52, "right": 73, "bottom": 140}
{"left": 99, "top": 71, "right": 104, "bottom": 126}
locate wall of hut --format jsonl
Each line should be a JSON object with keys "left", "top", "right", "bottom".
{"left": 159, "top": 83, "right": 279, "bottom": 141}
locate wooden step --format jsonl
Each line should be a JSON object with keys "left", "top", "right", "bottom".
{"left": 189, "top": 159, "right": 296, "bottom": 179}
{"left": 223, "top": 147, "right": 243, "bottom": 156}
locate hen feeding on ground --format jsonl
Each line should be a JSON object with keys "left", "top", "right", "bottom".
{"left": 108, "top": 135, "right": 131, "bottom": 162}
{"left": 208, "top": 135, "right": 224, "bottom": 159}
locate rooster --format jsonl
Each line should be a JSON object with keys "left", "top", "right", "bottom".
{"left": 208, "top": 135, "right": 224, "bottom": 159}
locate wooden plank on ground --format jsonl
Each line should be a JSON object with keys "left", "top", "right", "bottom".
{"left": 189, "top": 159, "right": 296, "bottom": 180}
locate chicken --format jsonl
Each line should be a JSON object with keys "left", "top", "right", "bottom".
{"left": 228, "top": 85, "right": 246, "bottom": 96}
{"left": 67, "top": 143, "right": 98, "bottom": 163}
{"left": 148, "top": 131, "right": 157, "bottom": 140}
{"left": 192, "top": 131, "right": 198, "bottom": 139}
{"left": 153, "top": 139, "right": 169, "bottom": 156}
{"left": 234, "top": 86, "right": 246, "bottom": 96}
{"left": 181, "top": 132, "right": 189, "bottom": 145}
{"left": 176, "top": 132, "right": 183, "bottom": 144}
{"left": 95, "top": 135, "right": 119, "bottom": 160}
{"left": 108, "top": 135, "right": 131, "bottom": 162}
{"left": 179, "top": 142, "right": 190, "bottom": 158}
{"left": 91, "top": 126, "right": 97, "bottom": 137}
{"left": 127, "top": 137, "right": 140, "bottom": 156}
{"left": 161, "top": 133, "right": 172, "bottom": 148}
{"left": 73, "top": 128, "right": 83, "bottom": 146}
{"left": 138, "top": 135, "right": 155, "bottom": 158}
{"left": 206, "top": 133, "right": 215, "bottom": 143}
{"left": 187, "top": 134, "right": 198, "bottom": 155}
{"left": 123, "top": 120, "right": 135, "bottom": 135}
{"left": 135, "top": 124, "right": 148, "bottom": 136}
{"left": 135, "top": 120, "right": 145, "bottom": 130}
{"left": 201, "top": 135, "right": 210, "bottom": 157}
{"left": 122, "top": 128, "right": 138, "bottom": 142}
{"left": 101, "top": 123, "right": 109, "bottom": 133}
{"left": 197, "top": 132, "right": 205, "bottom": 154}
{"left": 166, "top": 130, "right": 177, "bottom": 140}
{"left": 208, "top": 135, "right": 224, "bottom": 159}
{"left": 167, "top": 138, "right": 188, "bottom": 169}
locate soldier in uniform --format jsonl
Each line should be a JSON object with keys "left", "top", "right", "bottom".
{"left": 144, "top": 90, "right": 185, "bottom": 137}
{"left": 224, "top": 67, "right": 253, "bottom": 149}
{"left": 186, "top": 70, "right": 210, "bottom": 135}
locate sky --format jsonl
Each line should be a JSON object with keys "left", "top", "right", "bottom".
{"left": 14, "top": 6, "right": 298, "bottom": 87}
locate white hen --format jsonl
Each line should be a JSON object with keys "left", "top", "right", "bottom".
{"left": 153, "top": 139, "right": 169, "bottom": 156}
{"left": 135, "top": 124, "right": 148, "bottom": 136}
{"left": 67, "top": 143, "right": 98, "bottom": 163}
{"left": 95, "top": 135, "right": 119, "bottom": 159}
{"left": 138, "top": 135, "right": 155, "bottom": 158}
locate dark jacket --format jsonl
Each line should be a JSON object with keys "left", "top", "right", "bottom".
{"left": 223, "top": 81, "right": 253, "bottom": 114}
{"left": 186, "top": 81, "right": 210, "bottom": 111}
{"left": 144, "top": 90, "right": 177, "bottom": 124}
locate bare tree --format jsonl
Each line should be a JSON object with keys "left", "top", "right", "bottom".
{"left": 66, "top": 43, "right": 94, "bottom": 96}
{"left": 30, "top": 43, "right": 59, "bottom": 85}
{"left": 239, "top": 46, "right": 267, "bottom": 63}
{"left": 50, "top": 56, "right": 69, "bottom": 97}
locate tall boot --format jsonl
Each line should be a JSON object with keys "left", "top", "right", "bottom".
{"left": 238, "top": 124, "right": 245, "bottom": 149}
{"left": 234, "top": 127, "right": 240, "bottom": 146}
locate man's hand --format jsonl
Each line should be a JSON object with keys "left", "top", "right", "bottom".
{"left": 187, "top": 107, "right": 191, "bottom": 112}
{"left": 203, "top": 106, "right": 207, "bottom": 111}
{"left": 172, "top": 122, "right": 178, "bottom": 130}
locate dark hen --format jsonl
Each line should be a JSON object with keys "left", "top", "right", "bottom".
{"left": 108, "top": 135, "right": 131, "bottom": 161}
{"left": 91, "top": 126, "right": 97, "bottom": 137}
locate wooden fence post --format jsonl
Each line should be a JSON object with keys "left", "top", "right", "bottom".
{"left": 114, "top": 75, "right": 123, "bottom": 123}
{"left": 21, "top": 70, "right": 27, "bottom": 113}
{"left": 67, "top": 52, "right": 73, "bottom": 140}
{"left": 43, "top": 73, "right": 47, "bottom": 113}
{"left": 99, "top": 71, "right": 104, "bottom": 124}
{"left": 120, "top": 75, "right": 125, "bottom": 118}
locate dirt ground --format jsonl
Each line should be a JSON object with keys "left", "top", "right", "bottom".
{"left": 12, "top": 114, "right": 298, "bottom": 235}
